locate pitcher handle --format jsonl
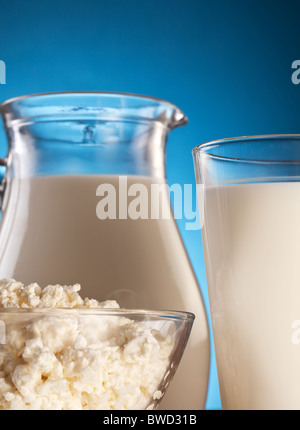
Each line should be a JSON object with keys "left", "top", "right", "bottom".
{"left": 0, "top": 157, "right": 8, "bottom": 211}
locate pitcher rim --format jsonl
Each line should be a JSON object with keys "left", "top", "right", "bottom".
{"left": 0, "top": 90, "right": 182, "bottom": 109}
{"left": 0, "top": 91, "right": 188, "bottom": 129}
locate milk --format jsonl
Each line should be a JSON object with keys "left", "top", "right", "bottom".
{"left": 201, "top": 182, "right": 300, "bottom": 409}
{"left": 0, "top": 174, "right": 210, "bottom": 410}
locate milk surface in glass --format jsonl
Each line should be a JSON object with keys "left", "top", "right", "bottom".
{"left": 201, "top": 181, "right": 300, "bottom": 409}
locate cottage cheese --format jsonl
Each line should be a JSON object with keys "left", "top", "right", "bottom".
{"left": 0, "top": 279, "right": 173, "bottom": 410}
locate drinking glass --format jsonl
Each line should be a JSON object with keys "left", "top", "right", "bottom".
{"left": 193, "top": 134, "right": 300, "bottom": 409}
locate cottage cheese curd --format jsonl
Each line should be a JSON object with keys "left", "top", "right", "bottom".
{"left": 0, "top": 279, "right": 173, "bottom": 410}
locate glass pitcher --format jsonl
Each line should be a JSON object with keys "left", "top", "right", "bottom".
{"left": 0, "top": 92, "right": 210, "bottom": 410}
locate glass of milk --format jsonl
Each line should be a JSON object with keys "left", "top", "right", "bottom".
{"left": 193, "top": 135, "right": 300, "bottom": 410}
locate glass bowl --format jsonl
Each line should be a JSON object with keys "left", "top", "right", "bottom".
{"left": 0, "top": 307, "right": 194, "bottom": 410}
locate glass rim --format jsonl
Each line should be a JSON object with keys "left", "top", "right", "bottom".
{"left": 0, "top": 91, "right": 188, "bottom": 129}
{"left": 192, "top": 134, "right": 300, "bottom": 164}
{"left": 0, "top": 306, "right": 195, "bottom": 322}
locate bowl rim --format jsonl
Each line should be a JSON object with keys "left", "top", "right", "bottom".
{"left": 0, "top": 307, "right": 195, "bottom": 322}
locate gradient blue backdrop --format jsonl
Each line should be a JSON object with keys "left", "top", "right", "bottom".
{"left": 0, "top": 0, "right": 300, "bottom": 410}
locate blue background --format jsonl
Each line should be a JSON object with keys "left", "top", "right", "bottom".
{"left": 0, "top": 0, "right": 300, "bottom": 409}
